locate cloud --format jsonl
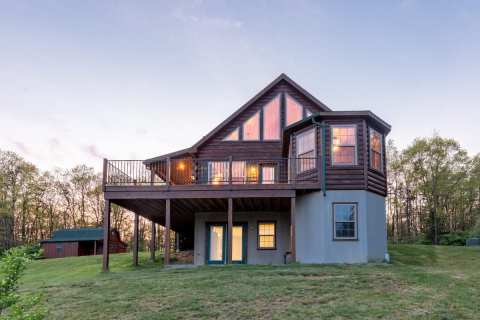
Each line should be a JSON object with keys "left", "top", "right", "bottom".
{"left": 136, "top": 128, "right": 148, "bottom": 135}
{"left": 83, "top": 145, "right": 105, "bottom": 159}
{"left": 172, "top": 6, "right": 243, "bottom": 29}
{"left": 49, "top": 138, "right": 61, "bottom": 150}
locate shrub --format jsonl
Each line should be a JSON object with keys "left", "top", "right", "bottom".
{"left": 0, "top": 247, "right": 45, "bottom": 319}
{"left": 439, "top": 232, "right": 470, "bottom": 246}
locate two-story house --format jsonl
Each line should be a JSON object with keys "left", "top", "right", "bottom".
{"left": 101, "top": 74, "right": 390, "bottom": 270}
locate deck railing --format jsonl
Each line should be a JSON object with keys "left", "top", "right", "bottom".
{"left": 103, "top": 157, "right": 321, "bottom": 187}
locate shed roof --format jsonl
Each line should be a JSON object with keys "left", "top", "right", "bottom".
{"left": 40, "top": 228, "right": 104, "bottom": 243}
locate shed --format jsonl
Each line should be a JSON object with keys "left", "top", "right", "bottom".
{"left": 40, "top": 227, "right": 127, "bottom": 259}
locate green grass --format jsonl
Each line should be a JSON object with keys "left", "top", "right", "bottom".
{"left": 19, "top": 245, "right": 480, "bottom": 319}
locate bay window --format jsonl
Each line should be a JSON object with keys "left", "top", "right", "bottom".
{"left": 296, "top": 128, "right": 316, "bottom": 173}
{"left": 331, "top": 125, "right": 357, "bottom": 165}
{"left": 370, "top": 128, "right": 383, "bottom": 172}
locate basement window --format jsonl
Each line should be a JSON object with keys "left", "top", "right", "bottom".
{"left": 258, "top": 222, "right": 276, "bottom": 249}
{"left": 333, "top": 203, "right": 357, "bottom": 240}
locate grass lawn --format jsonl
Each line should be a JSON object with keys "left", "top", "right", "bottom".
{"left": 19, "top": 245, "right": 480, "bottom": 319}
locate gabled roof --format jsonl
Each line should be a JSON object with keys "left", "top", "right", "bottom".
{"left": 40, "top": 228, "right": 104, "bottom": 243}
{"left": 144, "top": 73, "right": 331, "bottom": 163}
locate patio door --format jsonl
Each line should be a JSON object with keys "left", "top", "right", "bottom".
{"left": 207, "top": 223, "right": 247, "bottom": 264}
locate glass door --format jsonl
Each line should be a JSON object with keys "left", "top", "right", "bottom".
{"left": 207, "top": 224, "right": 226, "bottom": 264}
{"left": 207, "top": 223, "right": 247, "bottom": 264}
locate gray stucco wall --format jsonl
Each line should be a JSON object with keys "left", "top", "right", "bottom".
{"left": 194, "top": 211, "right": 290, "bottom": 265}
{"left": 296, "top": 190, "right": 386, "bottom": 264}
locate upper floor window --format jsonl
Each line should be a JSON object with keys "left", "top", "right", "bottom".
{"left": 243, "top": 111, "right": 260, "bottom": 140}
{"left": 263, "top": 96, "right": 281, "bottom": 140}
{"left": 223, "top": 128, "right": 239, "bottom": 141}
{"left": 331, "top": 125, "right": 357, "bottom": 165}
{"left": 333, "top": 203, "right": 357, "bottom": 240}
{"left": 285, "top": 94, "right": 303, "bottom": 126}
{"left": 296, "top": 128, "right": 316, "bottom": 173}
{"left": 370, "top": 128, "right": 383, "bottom": 172}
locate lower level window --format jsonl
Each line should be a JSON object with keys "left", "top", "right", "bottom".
{"left": 333, "top": 203, "right": 357, "bottom": 240}
{"left": 258, "top": 222, "right": 276, "bottom": 249}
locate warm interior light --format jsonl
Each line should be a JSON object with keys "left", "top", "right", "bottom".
{"left": 177, "top": 162, "right": 185, "bottom": 170}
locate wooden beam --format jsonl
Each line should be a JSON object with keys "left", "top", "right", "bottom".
{"left": 133, "top": 213, "right": 139, "bottom": 266}
{"left": 94, "top": 240, "right": 97, "bottom": 256}
{"left": 164, "top": 199, "right": 171, "bottom": 265}
{"left": 150, "top": 220, "right": 156, "bottom": 261}
{"left": 102, "top": 199, "right": 111, "bottom": 272}
{"left": 290, "top": 197, "right": 296, "bottom": 262}
{"left": 227, "top": 198, "right": 233, "bottom": 264}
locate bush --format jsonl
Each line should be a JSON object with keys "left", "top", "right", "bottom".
{"left": 0, "top": 246, "right": 45, "bottom": 319}
{"left": 439, "top": 232, "right": 470, "bottom": 246}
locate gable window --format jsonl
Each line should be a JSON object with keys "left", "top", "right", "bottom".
{"left": 223, "top": 128, "right": 239, "bottom": 141}
{"left": 370, "top": 128, "right": 383, "bottom": 172}
{"left": 333, "top": 203, "right": 357, "bottom": 240}
{"left": 305, "top": 109, "right": 312, "bottom": 117}
{"left": 243, "top": 111, "right": 260, "bottom": 140}
{"left": 285, "top": 94, "right": 303, "bottom": 126}
{"left": 258, "top": 222, "right": 276, "bottom": 249}
{"left": 263, "top": 96, "right": 281, "bottom": 140}
{"left": 296, "top": 128, "right": 316, "bottom": 173}
{"left": 332, "top": 125, "right": 357, "bottom": 165}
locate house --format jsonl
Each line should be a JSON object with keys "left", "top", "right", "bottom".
{"left": 41, "top": 227, "right": 127, "bottom": 259}
{"left": 101, "top": 73, "right": 390, "bottom": 270}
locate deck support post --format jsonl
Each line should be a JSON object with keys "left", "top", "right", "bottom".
{"left": 290, "top": 197, "right": 296, "bottom": 263}
{"left": 150, "top": 221, "right": 156, "bottom": 261}
{"left": 227, "top": 198, "right": 233, "bottom": 264}
{"left": 164, "top": 199, "right": 171, "bottom": 265}
{"left": 94, "top": 240, "right": 97, "bottom": 255}
{"left": 102, "top": 199, "right": 111, "bottom": 272}
{"left": 133, "top": 213, "right": 139, "bottom": 266}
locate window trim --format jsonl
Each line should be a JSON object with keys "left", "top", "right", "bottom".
{"left": 331, "top": 124, "right": 358, "bottom": 166}
{"left": 332, "top": 202, "right": 358, "bottom": 241}
{"left": 369, "top": 128, "right": 384, "bottom": 173}
{"left": 295, "top": 127, "right": 317, "bottom": 174}
{"left": 257, "top": 221, "right": 277, "bottom": 250}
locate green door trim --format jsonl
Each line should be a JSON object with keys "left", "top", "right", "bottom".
{"left": 206, "top": 222, "right": 248, "bottom": 265}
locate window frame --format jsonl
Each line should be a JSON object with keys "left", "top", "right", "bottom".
{"left": 369, "top": 128, "right": 384, "bottom": 173}
{"left": 332, "top": 202, "right": 358, "bottom": 241}
{"left": 257, "top": 221, "right": 277, "bottom": 250}
{"left": 295, "top": 127, "right": 317, "bottom": 174}
{"left": 331, "top": 124, "right": 358, "bottom": 166}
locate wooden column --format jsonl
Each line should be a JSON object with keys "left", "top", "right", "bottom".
{"left": 94, "top": 240, "right": 97, "bottom": 255}
{"left": 227, "top": 198, "right": 233, "bottom": 264}
{"left": 102, "top": 199, "right": 111, "bottom": 272}
{"left": 290, "top": 197, "right": 296, "bottom": 262}
{"left": 175, "top": 232, "right": 180, "bottom": 253}
{"left": 164, "top": 199, "right": 171, "bottom": 265}
{"left": 150, "top": 220, "right": 156, "bottom": 261}
{"left": 133, "top": 213, "right": 139, "bottom": 266}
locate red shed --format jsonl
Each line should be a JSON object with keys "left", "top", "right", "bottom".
{"left": 40, "top": 227, "right": 127, "bottom": 259}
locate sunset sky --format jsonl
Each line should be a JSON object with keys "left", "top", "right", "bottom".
{"left": 1, "top": 0, "right": 479, "bottom": 171}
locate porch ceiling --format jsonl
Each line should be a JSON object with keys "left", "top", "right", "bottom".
{"left": 112, "top": 197, "right": 291, "bottom": 233}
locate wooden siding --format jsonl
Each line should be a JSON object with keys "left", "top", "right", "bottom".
{"left": 196, "top": 80, "right": 326, "bottom": 159}
{"left": 42, "top": 242, "right": 78, "bottom": 259}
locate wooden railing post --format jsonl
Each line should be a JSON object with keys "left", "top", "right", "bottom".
{"left": 102, "top": 158, "right": 108, "bottom": 190}
{"left": 166, "top": 158, "right": 171, "bottom": 186}
{"left": 228, "top": 156, "right": 233, "bottom": 185}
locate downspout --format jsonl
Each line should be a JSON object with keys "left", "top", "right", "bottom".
{"left": 311, "top": 116, "right": 327, "bottom": 196}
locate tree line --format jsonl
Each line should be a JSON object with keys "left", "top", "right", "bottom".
{"left": 0, "top": 150, "right": 137, "bottom": 247}
{"left": 387, "top": 135, "right": 480, "bottom": 244}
